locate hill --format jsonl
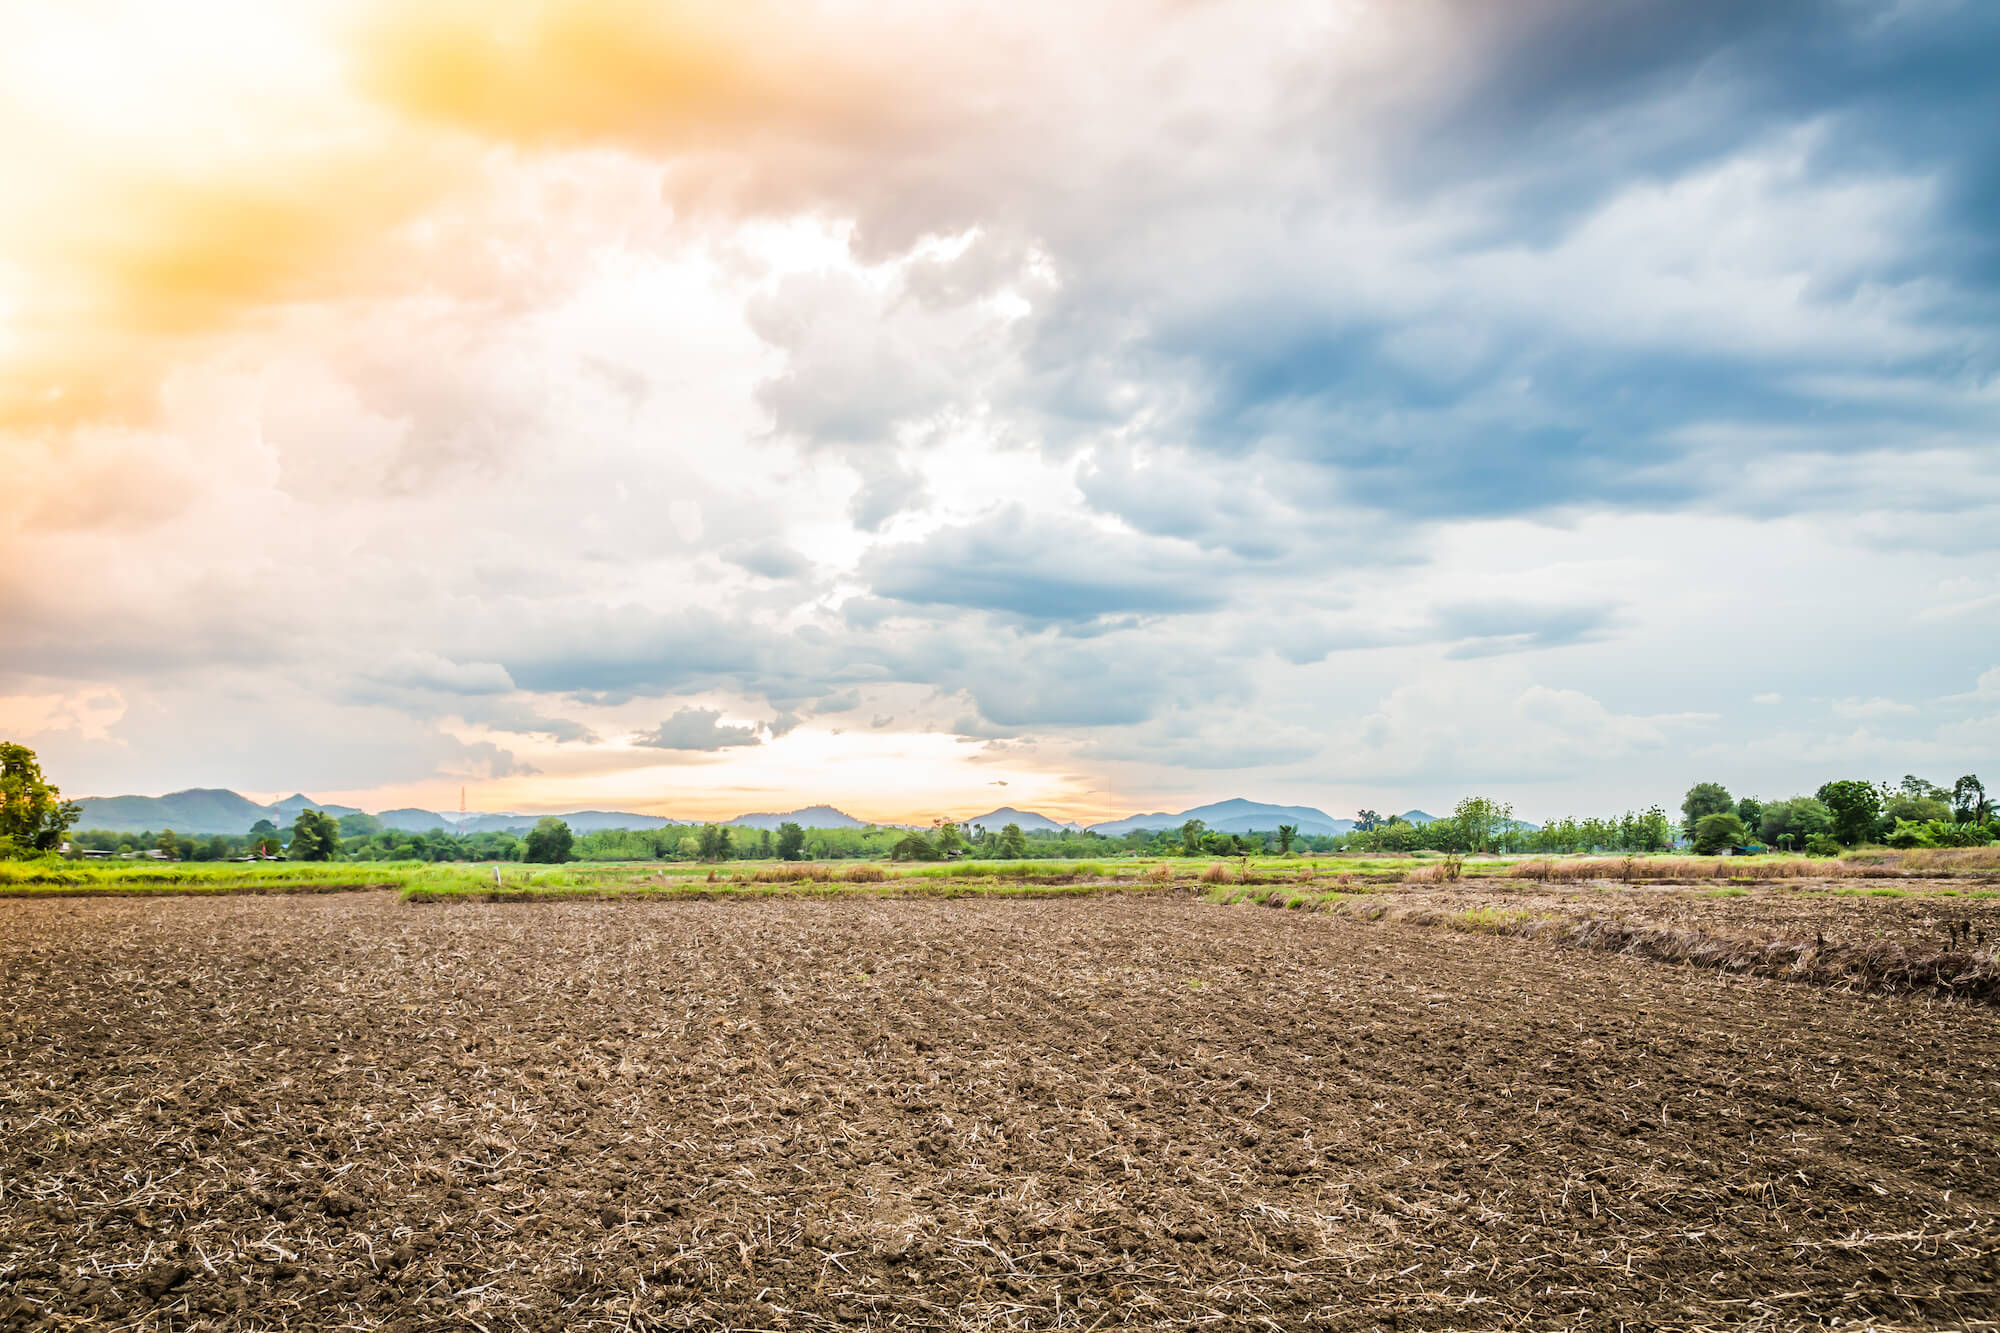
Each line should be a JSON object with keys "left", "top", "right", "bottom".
{"left": 267, "top": 793, "right": 363, "bottom": 822}
{"left": 71, "top": 789, "right": 356, "bottom": 836}
{"left": 958, "top": 807, "right": 1077, "bottom": 833}
{"left": 1088, "top": 798, "right": 1351, "bottom": 837}
{"left": 376, "top": 808, "right": 452, "bottom": 833}
{"left": 1086, "top": 810, "right": 1182, "bottom": 836}
{"left": 727, "top": 805, "right": 871, "bottom": 831}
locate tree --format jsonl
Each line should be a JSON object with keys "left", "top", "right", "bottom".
{"left": 339, "top": 812, "right": 383, "bottom": 843}
{"left": 1371, "top": 819, "right": 1420, "bottom": 853}
{"left": 1759, "top": 797, "right": 1832, "bottom": 849}
{"left": 1882, "top": 790, "right": 1950, "bottom": 828}
{"left": 288, "top": 809, "right": 340, "bottom": 861}
{"left": 522, "top": 817, "right": 574, "bottom": 863}
{"left": 1680, "top": 783, "right": 1734, "bottom": 837}
{"left": 775, "top": 822, "right": 806, "bottom": 861}
{"left": 998, "top": 822, "right": 1030, "bottom": 859}
{"left": 1355, "top": 810, "right": 1382, "bottom": 832}
{"left": 0, "top": 741, "right": 82, "bottom": 858}
{"left": 1276, "top": 824, "right": 1297, "bottom": 854}
{"left": 1179, "top": 819, "right": 1206, "bottom": 856}
{"left": 1451, "top": 796, "right": 1512, "bottom": 854}
{"left": 1630, "top": 806, "right": 1674, "bottom": 853}
{"left": 935, "top": 821, "right": 965, "bottom": 855}
{"left": 156, "top": 829, "right": 182, "bottom": 860}
{"left": 1735, "top": 796, "right": 1764, "bottom": 832}
{"left": 892, "top": 832, "right": 941, "bottom": 861}
{"left": 1692, "top": 812, "right": 1749, "bottom": 855}
{"left": 1953, "top": 775, "right": 1990, "bottom": 825}
{"left": 1816, "top": 780, "right": 1882, "bottom": 846}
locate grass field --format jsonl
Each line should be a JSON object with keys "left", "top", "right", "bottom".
{"left": 6, "top": 847, "right": 1996, "bottom": 899}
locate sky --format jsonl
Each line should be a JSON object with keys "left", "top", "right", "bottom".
{"left": 2, "top": 0, "right": 1997, "bottom": 826}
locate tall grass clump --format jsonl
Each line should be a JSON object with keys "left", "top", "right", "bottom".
{"left": 1408, "top": 855, "right": 1464, "bottom": 884}
{"left": 1896, "top": 846, "right": 2000, "bottom": 874}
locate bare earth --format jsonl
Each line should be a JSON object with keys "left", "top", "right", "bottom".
{"left": 3, "top": 891, "right": 1997, "bottom": 1331}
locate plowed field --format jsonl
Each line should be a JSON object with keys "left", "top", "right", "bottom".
{"left": 3, "top": 892, "right": 1997, "bottom": 1331}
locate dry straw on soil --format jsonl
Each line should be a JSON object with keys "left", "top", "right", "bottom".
{"left": 1507, "top": 856, "right": 1892, "bottom": 883}
{"left": 1226, "top": 887, "right": 2000, "bottom": 1003}
{"left": 747, "top": 864, "right": 891, "bottom": 884}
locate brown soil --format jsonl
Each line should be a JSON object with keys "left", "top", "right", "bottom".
{"left": 3, "top": 893, "right": 1997, "bottom": 1331}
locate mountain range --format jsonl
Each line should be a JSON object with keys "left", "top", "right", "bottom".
{"left": 70, "top": 787, "right": 1439, "bottom": 840}
{"left": 70, "top": 789, "right": 366, "bottom": 837}
{"left": 68, "top": 789, "right": 889, "bottom": 837}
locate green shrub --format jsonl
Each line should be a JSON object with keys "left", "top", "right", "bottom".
{"left": 1924, "top": 819, "right": 1996, "bottom": 849}
{"left": 1804, "top": 833, "right": 1841, "bottom": 858}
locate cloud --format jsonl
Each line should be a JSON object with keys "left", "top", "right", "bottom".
{"left": 1343, "top": 672, "right": 1718, "bottom": 786}
{"left": 456, "top": 701, "right": 599, "bottom": 745}
{"left": 353, "top": 0, "right": 917, "bottom": 160}
{"left": 370, "top": 653, "right": 516, "bottom": 695}
{"left": 451, "top": 739, "right": 539, "bottom": 779}
{"left": 631, "top": 707, "right": 763, "bottom": 751}
{"left": 864, "top": 508, "right": 1225, "bottom": 624}
{"left": 494, "top": 608, "right": 784, "bottom": 703}
{"left": 1830, "top": 696, "right": 1918, "bottom": 719}
{"left": 1436, "top": 601, "right": 1619, "bottom": 658}
{"left": 1, "top": 134, "right": 459, "bottom": 428}
{"left": 723, "top": 540, "right": 813, "bottom": 581}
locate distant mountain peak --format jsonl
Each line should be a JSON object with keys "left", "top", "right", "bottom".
{"left": 727, "top": 804, "right": 870, "bottom": 831}
{"left": 959, "top": 807, "right": 1077, "bottom": 833}
{"left": 1088, "top": 797, "right": 1352, "bottom": 837}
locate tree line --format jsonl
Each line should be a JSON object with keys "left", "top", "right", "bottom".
{"left": 8, "top": 739, "right": 1992, "bottom": 866}
{"left": 1676, "top": 773, "right": 1993, "bottom": 855}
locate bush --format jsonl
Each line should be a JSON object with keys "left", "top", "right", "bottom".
{"left": 1884, "top": 819, "right": 1933, "bottom": 850}
{"left": 1913, "top": 819, "right": 1994, "bottom": 849}
{"left": 1805, "top": 834, "right": 1842, "bottom": 858}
